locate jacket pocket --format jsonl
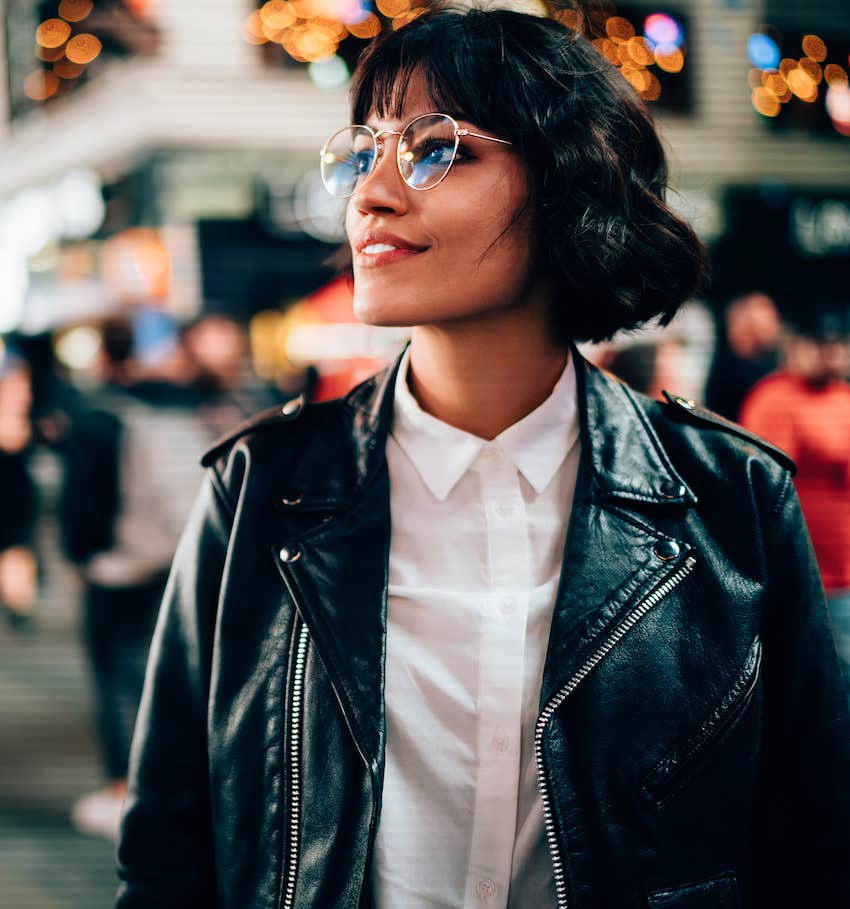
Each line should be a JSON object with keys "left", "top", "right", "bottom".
{"left": 648, "top": 871, "right": 740, "bottom": 908}
{"left": 642, "top": 636, "right": 762, "bottom": 806}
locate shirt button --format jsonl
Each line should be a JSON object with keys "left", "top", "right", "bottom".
{"left": 499, "top": 595, "right": 516, "bottom": 616}
{"left": 480, "top": 447, "right": 502, "bottom": 464}
{"left": 492, "top": 732, "right": 511, "bottom": 753}
{"left": 477, "top": 879, "right": 496, "bottom": 899}
{"left": 495, "top": 502, "right": 514, "bottom": 518}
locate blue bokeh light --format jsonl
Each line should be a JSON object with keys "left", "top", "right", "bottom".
{"left": 747, "top": 33, "right": 780, "bottom": 70}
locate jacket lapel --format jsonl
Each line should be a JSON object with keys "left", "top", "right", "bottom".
{"left": 539, "top": 352, "right": 697, "bottom": 709}
{"left": 271, "top": 359, "right": 400, "bottom": 779}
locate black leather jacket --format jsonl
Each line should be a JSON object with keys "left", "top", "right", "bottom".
{"left": 116, "top": 349, "right": 850, "bottom": 909}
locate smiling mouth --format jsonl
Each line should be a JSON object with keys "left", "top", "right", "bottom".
{"left": 356, "top": 244, "right": 428, "bottom": 267}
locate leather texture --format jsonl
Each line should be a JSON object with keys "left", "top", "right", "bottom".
{"left": 115, "top": 347, "right": 850, "bottom": 909}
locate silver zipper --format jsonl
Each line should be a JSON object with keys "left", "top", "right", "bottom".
{"left": 534, "top": 555, "right": 697, "bottom": 908}
{"left": 282, "top": 620, "right": 310, "bottom": 909}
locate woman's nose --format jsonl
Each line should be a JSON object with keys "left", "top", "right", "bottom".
{"left": 351, "top": 135, "right": 410, "bottom": 216}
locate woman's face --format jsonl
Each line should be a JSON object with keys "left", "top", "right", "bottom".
{"left": 345, "top": 74, "right": 539, "bottom": 329}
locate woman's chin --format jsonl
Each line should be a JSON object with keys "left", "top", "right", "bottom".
{"left": 352, "top": 294, "right": 417, "bottom": 328}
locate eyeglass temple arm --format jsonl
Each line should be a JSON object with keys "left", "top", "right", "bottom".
{"left": 456, "top": 128, "right": 512, "bottom": 146}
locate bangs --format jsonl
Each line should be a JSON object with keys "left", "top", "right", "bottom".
{"left": 350, "top": 9, "right": 509, "bottom": 133}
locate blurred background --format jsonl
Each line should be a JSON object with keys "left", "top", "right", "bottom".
{"left": 0, "top": 0, "right": 848, "bottom": 906}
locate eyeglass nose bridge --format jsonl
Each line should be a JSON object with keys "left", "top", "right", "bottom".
{"left": 372, "top": 128, "right": 404, "bottom": 163}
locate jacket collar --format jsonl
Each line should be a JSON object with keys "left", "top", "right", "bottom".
{"left": 272, "top": 344, "right": 697, "bottom": 780}
{"left": 340, "top": 343, "right": 696, "bottom": 509}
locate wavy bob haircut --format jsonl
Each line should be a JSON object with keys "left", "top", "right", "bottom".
{"left": 349, "top": 3, "right": 707, "bottom": 343}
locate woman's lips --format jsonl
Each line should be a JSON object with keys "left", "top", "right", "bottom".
{"left": 354, "top": 246, "right": 427, "bottom": 268}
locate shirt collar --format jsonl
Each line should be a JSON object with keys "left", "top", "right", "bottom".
{"left": 391, "top": 346, "right": 579, "bottom": 501}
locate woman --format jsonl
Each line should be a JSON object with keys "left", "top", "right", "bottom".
{"left": 116, "top": 6, "right": 850, "bottom": 908}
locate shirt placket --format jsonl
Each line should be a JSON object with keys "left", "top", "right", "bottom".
{"left": 464, "top": 446, "right": 531, "bottom": 908}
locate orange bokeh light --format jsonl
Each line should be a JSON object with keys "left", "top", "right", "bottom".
{"left": 752, "top": 87, "right": 780, "bottom": 117}
{"left": 748, "top": 68, "right": 763, "bottom": 89}
{"left": 655, "top": 46, "right": 684, "bottom": 73}
{"left": 621, "top": 64, "right": 650, "bottom": 92}
{"left": 798, "top": 57, "right": 822, "bottom": 84}
{"left": 24, "top": 70, "right": 60, "bottom": 101}
{"left": 801, "top": 34, "right": 827, "bottom": 63}
{"left": 243, "top": 11, "right": 267, "bottom": 43}
{"left": 36, "top": 19, "right": 71, "bottom": 49}
{"left": 260, "top": 0, "right": 296, "bottom": 30}
{"left": 605, "top": 16, "right": 634, "bottom": 45}
{"left": 65, "top": 33, "right": 102, "bottom": 65}
{"left": 640, "top": 71, "right": 662, "bottom": 101}
{"left": 779, "top": 58, "right": 797, "bottom": 77}
{"left": 627, "top": 36, "right": 654, "bottom": 67}
{"left": 786, "top": 67, "right": 817, "bottom": 101}
{"left": 761, "top": 70, "right": 787, "bottom": 98}
{"left": 825, "top": 64, "right": 849, "bottom": 87}
{"left": 376, "top": 0, "right": 411, "bottom": 17}
{"left": 592, "top": 37, "right": 620, "bottom": 67}
{"left": 53, "top": 58, "right": 86, "bottom": 79}
{"left": 36, "top": 43, "right": 67, "bottom": 62}
{"left": 58, "top": 0, "right": 93, "bottom": 22}
{"left": 348, "top": 13, "right": 381, "bottom": 39}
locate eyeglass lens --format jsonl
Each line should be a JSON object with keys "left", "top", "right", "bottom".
{"left": 320, "top": 114, "right": 458, "bottom": 198}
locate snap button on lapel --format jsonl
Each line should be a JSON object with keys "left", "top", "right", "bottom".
{"left": 281, "top": 491, "right": 304, "bottom": 506}
{"left": 659, "top": 480, "right": 686, "bottom": 499}
{"left": 281, "top": 394, "right": 304, "bottom": 417}
{"left": 279, "top": 545, "right": 301, "bottom": 563}
{"left": 653, "top": 540, "right": 680, "bottom": 561}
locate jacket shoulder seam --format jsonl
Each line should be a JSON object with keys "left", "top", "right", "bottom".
{"left": 661, "top": 391, "right": 796, "bottom": 475}
{"left": 200, "top": 400, "right": 305, "bottom": 468}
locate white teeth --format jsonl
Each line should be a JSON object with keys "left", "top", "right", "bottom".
{"left": 363, "top": 243, "right": 399, "bottom": 254}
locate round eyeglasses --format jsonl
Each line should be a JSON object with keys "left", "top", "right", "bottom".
{"left": 319, "top": 112, "right": 512, "bottom": 199}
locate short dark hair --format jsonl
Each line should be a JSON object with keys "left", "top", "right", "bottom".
{"left": 350, "top": 4, "right": 707, "bottom": 343}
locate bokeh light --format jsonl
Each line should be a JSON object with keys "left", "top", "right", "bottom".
{"left": 260, "top": 1, "right": 297, "bottom": 30}
{"left": 825, "top": 64, "right": 848, "bottom": 87}
{"left": 308, "top": 53, "right": 350, "bottom": 90}
{"left": 376, "top": 0, "right": 410, "bottom": 17}
{"left": 23, "top": 70, "right": 60, "bottom": 101}
{"left": 605, "top": 17, "right": 634, "bottom": 45}
{"left": 801, "top": 34, "right": 827, "bottom": 63}
{"left": 825, "top": 83, "right": 850, "bottom": 133}
{"left": 627, "top": 36, "right": 654, "bottom": 67}
{"left": 747, "top": 34, "right": 780, "bottom": 71}
{"left": 36, "top": 44, "right": 68, "bottom": 62}
{"left": 655, "top": 46, "right": 684, "bottom": 73}
{"left": 36, "top": 19, "right": 72, "bottom": 49}
{"left": 347, "top": 12, "right": 381, "bottom": 38}
{"left": 65, "top": 33, "right": 102, "bottom": 65}
{"left": 53, "top": 59, "right": 87, "bottom": 79}
{"left": 786, "top": 67, "right": 818, "bottom": 102}
{"left": 57, "top": 0, "right": 93, "bottom": 23}
{"left": 752, "top": 86, "right": 780, "bottom": 117}
{"left": 643, "top": 13, "right": 683, "bottom": 49}
{"left": 640, "top": 71, "right": 662, "bottom": 101}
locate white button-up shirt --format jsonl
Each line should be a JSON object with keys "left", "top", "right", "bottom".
{"left": 371, "top": 348, "right": 580, "bottom": 908}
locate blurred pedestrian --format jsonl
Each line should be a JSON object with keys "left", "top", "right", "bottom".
{"left": 705, "top": 291, "right": 781, "bottom": 420}
{"left": 740, "top": 308, "right": 850, "bottom": 703}
{"left": 117, "top": 8, "right": 850, "bottom": 908}
{"left": 61, "top": 317, "right": 209, "bottom": 842}
{"left": 0, "top": 348, "right": 38, "bottom": 631}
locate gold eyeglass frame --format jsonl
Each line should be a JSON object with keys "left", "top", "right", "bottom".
{"left": 319, "top": 112, "right": 513, "bottom": 198}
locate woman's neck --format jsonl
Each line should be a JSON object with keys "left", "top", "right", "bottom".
{"left": 406, "top": 304, "right": 569, "bottom": 441}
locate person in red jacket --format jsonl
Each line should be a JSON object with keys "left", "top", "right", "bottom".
{"left": 740, "top": 309, "right": 850, "bottom": 700}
